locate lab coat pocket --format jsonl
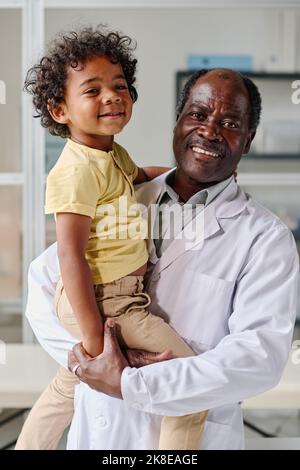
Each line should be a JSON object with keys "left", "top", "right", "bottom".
{"left": 202, "top": 420, "right": 232, "bottom": 450}
{"left": 170, "top": 271, "right": 235, "bottom": 348}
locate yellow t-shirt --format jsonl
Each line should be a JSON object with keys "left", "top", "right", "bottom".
{"left": 45, "top": 139, "right": 148, "bottom": 284}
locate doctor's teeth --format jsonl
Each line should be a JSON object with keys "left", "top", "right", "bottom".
{"left": 192, "top": 147, "right": 218, "bottom": 158}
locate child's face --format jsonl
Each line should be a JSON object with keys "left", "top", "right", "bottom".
{"left": 55, "top": 55, "right": 133, "bottom": 150}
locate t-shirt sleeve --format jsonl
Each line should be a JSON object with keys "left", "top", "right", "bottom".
{"left": 121, "top": 149, "right": 139, "bottom": 183}
{"left": 45, "top": 164, "right": 101, "bottom": 218}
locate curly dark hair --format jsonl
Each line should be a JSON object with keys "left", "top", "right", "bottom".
{"left": 176, "top": 69, "right": 262, "bottom": 130}
{"left": 24, "top": 26, "right": 138, "bottom": 138}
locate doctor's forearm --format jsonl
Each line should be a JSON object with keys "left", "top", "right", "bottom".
{"left": 121, "top": 329, "right": 292, "bottom": 416}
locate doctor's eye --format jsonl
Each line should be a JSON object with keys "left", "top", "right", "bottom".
{"left": 189, "top": 112, "right": 206, "bottom": 121}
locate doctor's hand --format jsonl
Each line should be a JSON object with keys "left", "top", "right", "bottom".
{"left": 68, "top": 318, "right": 174, "bottom": 398}
{"left": 126, "top": 348, "right": 174, "bottom": 367}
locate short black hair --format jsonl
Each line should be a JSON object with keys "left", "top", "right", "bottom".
{"left": 176, "top": 69, "right": 262, "bottom": 130}
{"left": 24, "top": 26, "right": 138, "bottom": 138}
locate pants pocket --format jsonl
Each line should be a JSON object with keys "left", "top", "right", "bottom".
{"left": 55, "top": 281, "right": 78, "bottom": 328}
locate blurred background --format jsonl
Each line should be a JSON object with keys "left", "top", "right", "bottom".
{"left": 0, "top": 0, "right": 300, "bottom": 450}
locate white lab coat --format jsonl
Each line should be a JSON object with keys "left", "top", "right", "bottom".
{"left": 26, "top": 174, "right": 299, "bottom": 450}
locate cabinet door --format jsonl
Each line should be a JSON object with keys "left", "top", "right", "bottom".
{"left": 0, "top": 9, "right": 22, "bottom": 321}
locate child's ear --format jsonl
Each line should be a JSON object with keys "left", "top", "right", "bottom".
{"left": 47, "top": 100, "right": 69, "bottom": 124}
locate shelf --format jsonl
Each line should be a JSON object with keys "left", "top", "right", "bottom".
{"left": 0, "top": 299, "right": 22, "bottom": 315}
{"left": 248, "top": 153, "right": 300, "bottom": 160}
{"left": 238, "top": 173, "right": 300, "bottom": 185}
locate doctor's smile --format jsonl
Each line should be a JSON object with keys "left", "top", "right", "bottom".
{"left": 188, "top": 143, "right": 225, "bottom": 163}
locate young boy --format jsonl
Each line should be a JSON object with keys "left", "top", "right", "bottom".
{"left": 16, "top": 26, "right": 207, "bottom": 450}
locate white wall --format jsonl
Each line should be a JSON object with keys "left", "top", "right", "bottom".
{"left": 45, "top": 7, "right": 293, "bottom": 166}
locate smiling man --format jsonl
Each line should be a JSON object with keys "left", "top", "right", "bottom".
{"left": 172, "top": 69, "right": 256, "bottom": 200}
{"left": 24, "top": 69, "right": 299, "bottom": 450}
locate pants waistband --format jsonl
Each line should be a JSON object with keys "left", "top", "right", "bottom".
{"left": 94, "top": 275, "right": 145, "bottom": 297}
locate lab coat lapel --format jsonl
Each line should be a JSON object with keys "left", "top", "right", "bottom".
{"left": 155, "top": 202, "right": 221, "bottom": 273}
{"left": 135, "top": 173, "right": 166, "bottom": 209}
{"left": 154, "top": 180, "right": 248, "bottom": 274}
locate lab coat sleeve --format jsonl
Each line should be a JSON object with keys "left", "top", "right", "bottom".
{"left": 121, "top": 225, "right": 299, "bottom": 416}
{"left": 25, "top": 243, "right": 77, "bottom": 368}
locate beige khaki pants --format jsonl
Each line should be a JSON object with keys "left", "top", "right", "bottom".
{"left": 16, "top": 276, "right": 207, "bottom": 450}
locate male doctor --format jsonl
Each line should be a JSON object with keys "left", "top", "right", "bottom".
{"left": 25, "top": 69, "right": 299, "bottom": 449}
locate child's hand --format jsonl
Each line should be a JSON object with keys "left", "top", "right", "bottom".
{"left": 134, "top": 166, "right": 171, "bottom": 184}
{"left": 82, "top": 336, "right": 103, "bottom": 358}
{"left": 68, "top": 319, "right": 128, "bottom": 399}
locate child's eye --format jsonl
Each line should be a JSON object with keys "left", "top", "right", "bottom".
{"left": 116, "top": 84, "right": 128, "bottom": 90}
{"left": 85, "top": 88, "right": 99, "bottom": 95}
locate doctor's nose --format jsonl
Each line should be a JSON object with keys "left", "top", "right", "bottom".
{"left": 196, "top": 123, "right": 223, "bottom": 142}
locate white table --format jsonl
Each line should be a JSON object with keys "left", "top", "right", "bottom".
{"left": 0, "top": 344, "right": 58, "bottom": 408}
{"left": 246, "top": 438, "right": 300, "bottom": 450}
{"left": 243, "top": 354, "right": 300, "bottom": 409}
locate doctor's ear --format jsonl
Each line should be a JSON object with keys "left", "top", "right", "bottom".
{"left": 243, "top": 129, "right": 256, "bottom": 154}
{"left": 173, "top": 115, "right": 180, "bottom": 134}
{"left": 47, "top": 99, "right": 69, "bottom": 125}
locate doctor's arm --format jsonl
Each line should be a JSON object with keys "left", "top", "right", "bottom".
{"left": 70, "top": 225, "right": 299, "bottom": 415}
{"left": 25, "top": 243, "right": 77, "bottom": 368}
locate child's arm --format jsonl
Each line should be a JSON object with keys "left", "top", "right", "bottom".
{"left": 56, "top": 212, "right": 103, "bottom": 357}
{"left": 134, "top": 166, "right": 171, "bottom": 184}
